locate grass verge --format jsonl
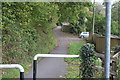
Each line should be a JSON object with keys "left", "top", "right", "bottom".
{"left": 65, "top": 43, "right": 83, "bottom": 78}
{"left": 65, "top": 42, "right": 103, "bottom": 78}
{"left": 65, "top": 43, "right": 83, "bottom": 64}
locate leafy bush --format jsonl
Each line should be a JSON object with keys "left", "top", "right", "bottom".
{"left": 111, "top": 45, "right": 120, "bottom": 78}
{"left": 79, "top": 43, "right": 96, "bottom": 78}
{"left": 2, "top": 24, "right": 56, "bottom": 64}
{"left": 86, "top": 14, "right": 119, "bottom": 36}
{"left": 94, "top": 14, "right": 105, "bottom": 35}
{"left": 65, "top": 43, "right": 103, "bottom": 78}
{"left": 2, "top": 2, "right": 57, "bottom": 78}
{"left": 2, "top": 24, "right": 56, "bottom": 78}
{"left": 2, "top": 2, "right": 58, "bottom": 63}
{"left": 111, "top": 45, "right": 120, "bottom": 54}
{"left": 111, "top": 21, "right": 119, "bottom": 36}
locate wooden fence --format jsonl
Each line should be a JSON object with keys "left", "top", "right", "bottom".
{"left": 89, "top": 34, "right": 120, "bottom": 53}
{"left": 90, "top": 34, "right": 120, "bottom": 78}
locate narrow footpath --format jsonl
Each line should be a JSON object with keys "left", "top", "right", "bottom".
{"left": 25, "top": 26, "right": 81, "bottom": 78}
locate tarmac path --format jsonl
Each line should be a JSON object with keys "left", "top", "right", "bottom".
{"left": 25, "top": 26, "right": 81, "bottom": 78}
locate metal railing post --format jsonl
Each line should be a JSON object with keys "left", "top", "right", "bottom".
{"left": 33, "top": 54, "right": 79, "bottom": 80}
{"left": 20, "top": 72, "right": 24, "bottom": 80}
{"left": 33, "top": 60, "right": 37, "bottom": 80}
{"left": 0, "top": 64, "right": 24, "bottom": 80}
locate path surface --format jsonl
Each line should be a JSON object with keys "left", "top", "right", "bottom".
{"left": 25, "top": 26, "right": 81, "bottom": 78}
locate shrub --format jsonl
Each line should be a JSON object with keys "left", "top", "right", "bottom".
{"left": 79, "top": 43, "right": 96, "bottom": 78}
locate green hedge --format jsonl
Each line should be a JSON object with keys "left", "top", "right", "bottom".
{"left": 2, "top": 2, "right": 58, "bottom": 78}
{"left": 2, "top": 24, "right": 56, "bottom": 78}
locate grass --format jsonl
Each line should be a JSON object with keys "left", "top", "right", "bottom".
{"left": 69, "top": 43, "right": 83, "bottom": 55}
{"left": 65, "top": 43, "right": 83, "bottom": 64}
{"left": 2, "top": 63, "right": 29, "bottom": 78}
{"left": 65, "top": 43, "right": 83, "bottom": 78}
{"left": 65, "top": 42, "right": 103, "bottom": 78}
{"left": 66, "top": 65, "right": 80, "bottom": 78}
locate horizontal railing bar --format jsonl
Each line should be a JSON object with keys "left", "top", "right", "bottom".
{"left": 34, "top": 54, "right": 79, "bottom": 60}
{"left": 0, "top": 64, "right": 24, "bottom": 72}
{"left": 33, "top": 54, "right": 79, "bottom": 80}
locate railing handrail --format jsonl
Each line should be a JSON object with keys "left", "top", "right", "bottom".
{"left": 34, "top": 54, "right": 79, "bottom": 60}
{"left": 0, "top": 64, "right": 24, "bottom": 80}
{"left": 0, "top": 64, "right": 24, "bottom": 72}
{"left": 33, "top": 54, "right": 79, "bottom": 80}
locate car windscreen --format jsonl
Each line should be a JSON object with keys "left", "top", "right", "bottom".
{"left": 83, "top": 32, "right": 88, "bottom": 34}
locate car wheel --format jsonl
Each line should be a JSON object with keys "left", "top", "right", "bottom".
{"left": 81, "top": 36, "right": 84, "bottom": 38}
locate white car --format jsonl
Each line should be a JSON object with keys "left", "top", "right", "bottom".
{"left": 79, "top": 32, "right": 89, "bottom": 38}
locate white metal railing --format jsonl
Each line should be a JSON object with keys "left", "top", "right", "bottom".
{"left": 33, "top": 54, "right": 79, "bottom": 80}
{"left": 0, "top": 64, "right": 24, "bottom": 80}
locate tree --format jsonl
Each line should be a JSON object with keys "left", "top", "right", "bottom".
{"left": 56, "top": 2, "right": 93, "bottom": 34}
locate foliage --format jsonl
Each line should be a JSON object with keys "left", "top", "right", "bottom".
{"left": 65, "top": 42, "right": 102, "bottom": 78}
{"left": 94, "top": 14, "right": 105, "bottom": 35}
{"left": 2, "top": 24, "right": 56, "bottom": 78}
{"left": 69, "top": 43, "right": 83, "bottom": 55}
{"left": 2, "top": 1, "right": 119, "bottom": 78}
{"left": 86, "top": 13, "right": 119, "bottom": 36}
{"left": 65, "top": 43, "right": 83, "bottom": 78}
{"left": 57, "top": 2, "right": 119, "bottom": 36}
{"left": 86, "top": 14, "right": 106, "bottom": 35}
{"left": 85, "top": 16, "right": 93, "bottom": 32}
{"left": 29, "top": 2, "right": 59, "bottom": 27}
{"left": 111, "top": 20, "right": 119, "bottom": 36}
{"left": 111, "top": 45, "right": 120, "bottom": 54}
{"left": 66, "top": 65, "right": 80, "bottom": 78}
{"left": 2, "top": 24, "right": 56, "bottom": 64}
{"left": 2, "top": 2, "right": 32, "bottom": 26}
{"left": 2, "top": 2, "right": 59, "bottom": 27}
{"left": 57, "top": 2, "right": 93, "bottom": 35}
{"left": 2, "top": 2, "right": 58, "bottom": 78}
{"left": 79, "top": 43, "right": 96, "bottom": 78}
{"left": 111, "top": 45, "right": 120, "bottom": 78}
{"left": 65, "top": 43, "right": 83, "bottom": 64}
{"left": 2, "top": 2, "right": 58, "bottom": 63}
{"left": 112, "top": 1, "right": 120, "bottom": 22}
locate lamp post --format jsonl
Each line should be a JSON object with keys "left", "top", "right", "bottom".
{"left": 92, "top": 0, "right": 95, "bottom": 41}
{"left": 92, "top": 0, "right": 95, "bottom": 35}
{"left": 104, "top": 0, "right": 112, "bottom": 79}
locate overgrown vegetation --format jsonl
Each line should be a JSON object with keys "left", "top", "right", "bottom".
{"left": 66, "top": 43, "right": 103, "bottom": 78}
{"left": 111, "top": 45, "right": 120, "bottom": 78}
{"left": 1, "top": 1, "right": 119, "bottom": 78}
{"left": 112, "top": 1, "right": 120, "bottom": 36}
{"left": 61, "top": 1, "right": 119, "bottom": 78}
{"left": 57, "top": 2, "right": 93, "bottom": 35}
{"left": 79, "top": 43, "right": 96, "bottom": 78}
{"left": 58, "top": 2, "right": 119, "bottom": 36}
{"left": 2, "top": 2, "right": 58, "bottom": 78}
{"left": 65, "top": 43, "right": 83, "bottom": 78}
